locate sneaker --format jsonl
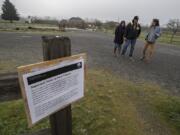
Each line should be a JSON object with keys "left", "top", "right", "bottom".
{"left": 144, "top": 59, "right": 150, "bottom": 64}
{"left": 140, "top": 57, "right": 145, "bottom": 61}
{"left": 114, "top": 53, "right": 117, "bottom": 57}
{"left": 121, "top": 54, "right": 125, "bottom": 58}
{"left": 129, "top": 57, "right": 135, "bottom": 62}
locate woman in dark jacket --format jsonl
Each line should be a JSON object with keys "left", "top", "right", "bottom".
{"left": 114, "top": 21, "right": 126, "bottom": 57}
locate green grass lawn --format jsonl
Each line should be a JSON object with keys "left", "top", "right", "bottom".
{"left": 0, "top": 21, "right": 74, "bottom": 37}
{"left": 0, "top": 20, "right": 62, "bottom": 35}
{"left": 0, "top": 69, "right": 179, "bottom": 135}
{"left": 0, "top": 20, "right": 58, "bottom": 29}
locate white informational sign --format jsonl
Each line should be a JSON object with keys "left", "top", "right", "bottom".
{"left": 18, "top": 54, "right": 86, "bottom": 126}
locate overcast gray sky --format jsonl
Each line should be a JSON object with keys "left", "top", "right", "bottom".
{"left": 0, "top": 0, "right": 179, "bottom": 25}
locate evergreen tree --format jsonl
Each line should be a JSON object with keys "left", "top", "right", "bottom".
{"left": 1, "top": 0, "right": 19, "bottom": 22}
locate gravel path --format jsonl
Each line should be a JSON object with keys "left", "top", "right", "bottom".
{"left": 0, "top": 31, "right": 180, "bottom": 95}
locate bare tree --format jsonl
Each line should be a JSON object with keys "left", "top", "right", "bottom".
{"left": 167, "top": 19, "right": 180, "bottom": 43}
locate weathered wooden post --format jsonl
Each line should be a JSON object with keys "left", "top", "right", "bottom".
{"left": 42, "top": 36, "right": 72, "bottom": 135}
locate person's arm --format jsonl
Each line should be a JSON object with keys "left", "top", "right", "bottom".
{"left": 121, "top": 27, "right": 126, "bottom": 37}
{"left": 137, "top": 24, "right": 141, "bottom": 37}
{"left": 115, "top": 26, "right": 118, "bottom": 35}
{"left": 155, "top": 27, "right": 161, "bottom": 38}
{"left": 124, "top": 23, "right": 130, "bottom": 38}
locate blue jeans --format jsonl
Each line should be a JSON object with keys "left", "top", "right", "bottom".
{"left": 122, "top": 39, "right": 137, "bottom": 57}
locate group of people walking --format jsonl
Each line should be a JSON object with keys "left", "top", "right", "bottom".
{"left": 114, "top": 16, "right": 161, "bottom": 63}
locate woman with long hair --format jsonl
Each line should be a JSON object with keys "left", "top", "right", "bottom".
{"left": 114, "top": 20, "right": 126, "bottom": 57}
{"left": 141, "top": 19, "right": 161, "bottom": 62}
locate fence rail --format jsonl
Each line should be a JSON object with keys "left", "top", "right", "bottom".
{"left": 0, "top": 72, "right": 21, "bottom": 102}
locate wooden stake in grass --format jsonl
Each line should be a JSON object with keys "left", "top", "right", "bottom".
{"left": 42, "top": 35, "right": 72, "bottom": 135}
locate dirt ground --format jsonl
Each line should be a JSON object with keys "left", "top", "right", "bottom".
{"left": 0, "top": 31, "right": 180, "bottom": 95}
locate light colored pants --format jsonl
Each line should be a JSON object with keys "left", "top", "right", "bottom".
{"left": 143, "top": 42, "right": 155, "bottom": 61}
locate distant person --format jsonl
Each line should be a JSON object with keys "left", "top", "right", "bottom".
{"left": 121, "top": 16, "right": 141, "bottom": 60}
{"left": 113, "top": 20, "right": 126, "bottom": 57}
{"left": 141, "top": 19, "right": 161, "bottom": 62}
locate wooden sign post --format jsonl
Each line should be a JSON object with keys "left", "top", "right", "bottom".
{"left": 18, "top": 53, "right": 86, "bottom": 129}
{"left": 42, "top": 36, "right": 72, "bottom": 135}
{"left": 18, "top": 36, "right": 86, "bottom": 135}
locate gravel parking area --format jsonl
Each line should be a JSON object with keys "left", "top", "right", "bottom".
{"left": 0, "top": 31, "right": 180, "bottom": 95}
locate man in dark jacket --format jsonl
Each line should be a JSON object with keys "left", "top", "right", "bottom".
{"left": 121, "top": 16, "right": 141, "bottom": 60}
{"left": 114, "top": 21, "right": 126, "bottom": 57}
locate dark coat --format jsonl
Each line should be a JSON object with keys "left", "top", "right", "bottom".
{"left": 124, "top": 23, "right": 141, "bottom": 40}
{"left": 114, "top": 25, "right": 125, "bottom": 44}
